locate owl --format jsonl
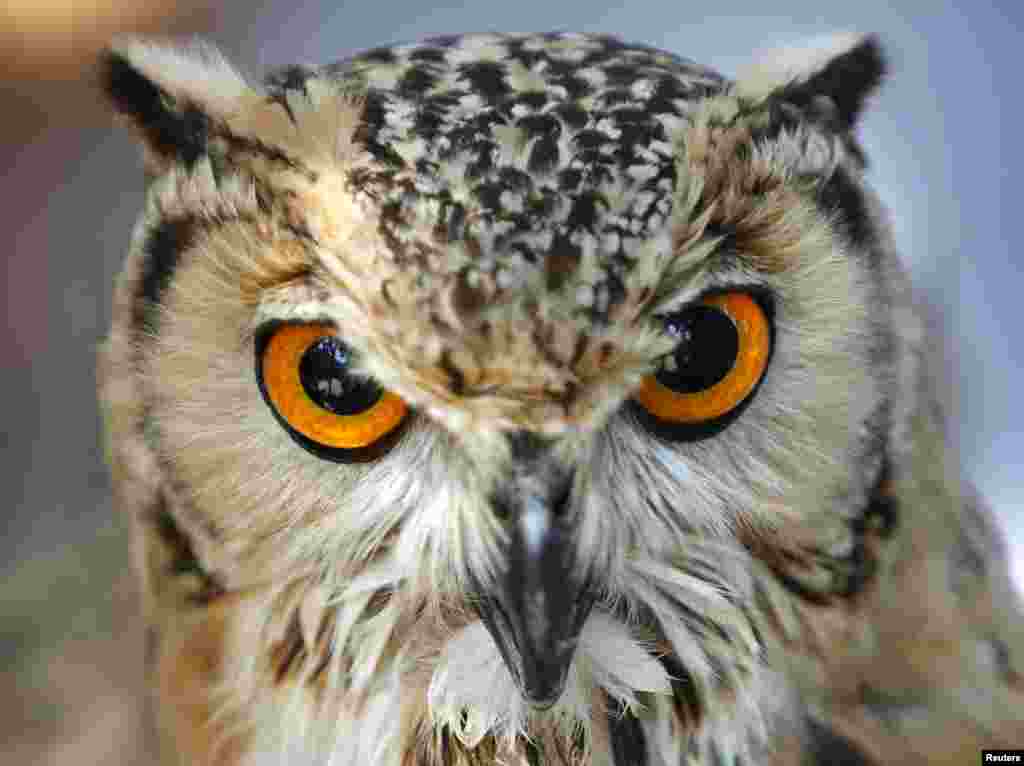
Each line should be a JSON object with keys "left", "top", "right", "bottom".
{"left": 98, "top": 31, "right": 1024, "bottom": 765}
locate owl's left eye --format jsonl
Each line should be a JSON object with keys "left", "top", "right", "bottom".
{"left": 633, "top": 291, "right": 771, "bottom": 433}
{"left": 256, "top": 323, "right": 408, "bottom": 461}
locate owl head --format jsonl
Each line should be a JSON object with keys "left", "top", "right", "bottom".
{"left": 100, "top": 32, "right": 908, "bottom": 761}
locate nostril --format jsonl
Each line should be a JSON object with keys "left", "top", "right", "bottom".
{"left": 490, "top": 470, "right": 575, "bottom": 521}
{"left": 508, "top": 430, "right": 557, "bottom": 461}
{"left": 549, "top": 470, "right": 575, "bottom": 518}
{"left": 490, "top": 492, "right": 513, "bottom": 520}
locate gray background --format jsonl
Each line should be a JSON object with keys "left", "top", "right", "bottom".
{"left": 1, "top": 1, "right": 1020, "bottom": 761}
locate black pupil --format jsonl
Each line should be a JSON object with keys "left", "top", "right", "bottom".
{"left": 656, "top": 305, "right": 739, "bottom": 393}
{"left": 298, "top": 337, "right": 382, "bottom": 415}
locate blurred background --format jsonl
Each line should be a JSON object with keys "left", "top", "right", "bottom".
{"left": 1, "top": 1, "right": 1020, "bottom": 762}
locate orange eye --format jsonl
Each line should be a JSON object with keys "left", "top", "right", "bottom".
{"left": 634, "top": 292, "right": 771, "bottom": 426}
{"left": 257, "top": 323, "right": 407, "bottom": 458}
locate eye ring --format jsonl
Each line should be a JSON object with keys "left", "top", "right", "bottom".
{"left": 634, "top": 291, "right": 771, "bottom": 426}
{"left": 256, "top": 322, "right": 408, "bottom": 461}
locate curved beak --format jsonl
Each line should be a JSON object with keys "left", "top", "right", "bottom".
{"left": 475, "top": 477, "right": 597, "bottom": 708}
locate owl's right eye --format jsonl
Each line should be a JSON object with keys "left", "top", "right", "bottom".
{"left": 256, "top": 323, "right": 408, "bottom": 461}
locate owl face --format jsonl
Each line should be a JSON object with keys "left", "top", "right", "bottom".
{"left": 102, "top": 32, "right": 892, "bottom": 745}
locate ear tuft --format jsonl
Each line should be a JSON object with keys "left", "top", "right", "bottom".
{"left": 100, "top": 39, "right": 251, "bottom": 169}
{"left": 736, "top": 34, "right": 887, "bottom": 130}
{"left": 101, "top": 48, "right": 208, "bottom": 167}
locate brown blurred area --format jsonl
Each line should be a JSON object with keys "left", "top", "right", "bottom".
{"left": 1, "top": 4, "right": 218, "bottom": 763}
{"left": 0, "top": 1, "right": 215, "bottom": 138}
{"left": 1, "top": 0, "right": 218, "bottom": 362}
